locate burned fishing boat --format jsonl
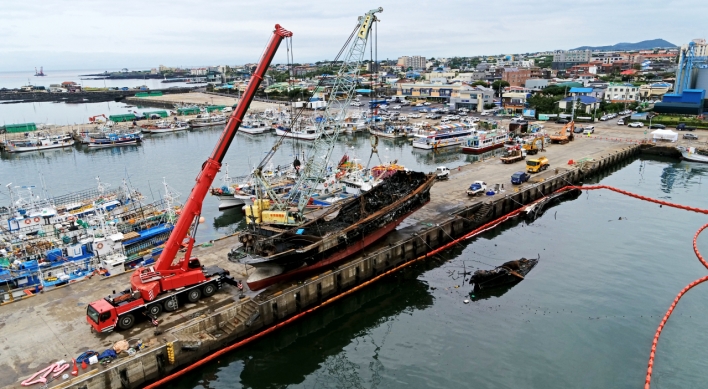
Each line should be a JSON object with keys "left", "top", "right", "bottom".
{"left": 233, "top": 170, "right": 435, "bottom": 290}
{"left": 468, "top": 256, "right": 538, "bottom": 291}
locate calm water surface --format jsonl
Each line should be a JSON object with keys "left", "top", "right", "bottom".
{"left": 174, "top": 156, "right": 708, "bottom": 389}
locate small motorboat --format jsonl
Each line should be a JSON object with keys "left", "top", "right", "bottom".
{"left": 468, "top": 256, "right": 538, "bottom": 291}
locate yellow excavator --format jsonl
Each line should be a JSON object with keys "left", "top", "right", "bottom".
{"left": 522, "top": 135, "right": 545, "bottom": 155}
{"left": 549, "top": 121, "right": 575, "bottom": 144}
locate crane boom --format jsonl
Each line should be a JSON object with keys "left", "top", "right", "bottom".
{"left": 264, "top": 8, "right": 382, "bottom": 222}
{"left": 154, "top": 24, "right": 292, "bottom": 274}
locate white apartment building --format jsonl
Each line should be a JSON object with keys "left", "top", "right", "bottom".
{"left": 553, "top": 50, "right": 591, "bottom": 63}
{"left": 605, "top": 83, "right": 639, "bottom": 103}
{"left": 397, "top": 56, "right": 426, "bottom": 69}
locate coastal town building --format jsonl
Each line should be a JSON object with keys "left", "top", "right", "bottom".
{"left": 552, "top": 50, "right": 591, "bottom": 70}
{"left": 397, "top": 56, "right": 426, "bottom": 70}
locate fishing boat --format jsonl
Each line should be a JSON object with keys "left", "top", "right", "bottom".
{"left": 189, "top": 113, "right": 227, "bottom": 128}
{"left": 2, "top": 133, "right": 74, "bottom": 153}
{"left": 87, "top": 131, "right": 143, "bottom": 148}
{"left": 369, "top": 124, "right": 408, "bottom": 139}
{"left": 275, "top": 125, "right": 335, "bottom": 140}
{"left": 240, "top": 119, "right": 272, "bottom": 134}
{"left": 233, "top": 170, "right": 436, "bottom": 290}
{"left": 678, "top": 146, "right": 708, "bottom": 163}
{"left": 461, "top": 129, "right": 509, "bottom": 154}
{"left": 412, "top": 126, "right": 474, "bottom": 150}
{"left": 468, "top": 256, "right": 539, "bottom": 292}
{"left": 141, "top": 120, "right": 190, "bottom": 133}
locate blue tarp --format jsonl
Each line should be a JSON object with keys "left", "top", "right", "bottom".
{"left": 355, "top": 89, "right": 373, "bottom": 94}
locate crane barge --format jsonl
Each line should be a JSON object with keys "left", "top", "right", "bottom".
{"left": 85, "top": 24, "right": 293, "bottom": 333}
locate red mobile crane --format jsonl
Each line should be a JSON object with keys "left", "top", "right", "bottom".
{"left": 86, "top": 25, "right": 293, "bottom": 333}
{"left": 89, "top": 114, "right": 108, "bottom": 123}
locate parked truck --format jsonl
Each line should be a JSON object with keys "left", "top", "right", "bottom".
{"left": 526, "top": 156, "right": 549, "bottom": 173}
{"left": 500, "top": 147, "right": 527, "bottom": 164}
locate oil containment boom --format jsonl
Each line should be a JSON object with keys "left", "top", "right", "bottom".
{"left": 85, "top": 24, "right": 293, "bottom": 334}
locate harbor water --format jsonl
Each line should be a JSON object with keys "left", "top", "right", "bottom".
{"left": 0, "top": 125, "right": 489, "bottom": 242}
{"left": 167, "top": 156, "right": 708, "bottom": 389}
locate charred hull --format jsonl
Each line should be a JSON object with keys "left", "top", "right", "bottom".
{"left": 240, "top": 171, "right": 436, "bottom": 290}
{"left": 469, "top": 257, "right": 538, "bottom": 291}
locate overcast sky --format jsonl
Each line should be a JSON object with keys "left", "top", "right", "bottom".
{"left": 2, "top": 0, "right": 707, "bottom": 72}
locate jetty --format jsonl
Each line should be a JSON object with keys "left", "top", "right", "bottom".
{"left": 0, "top": 134, "right": 662, "bottom": 389}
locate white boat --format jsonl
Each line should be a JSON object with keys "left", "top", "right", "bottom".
{"left": 411, "top": 127, "right": 474, "bottom": 150}
{"left": 141, "top": 120, "right": 190, "bottom": 133}
{"left": 3, "top": 133, "right": 74, "bottom": 153}
{"left": 240, "top": 119, "right": 272, "bottom": 134}
{"left": 678, "top": 146, "right": 708, "bottom": 163}
{"left": 275, "top": 125, "right": 335, "bottom": 140}
{"left": 190, "top": 113, "right": 227, "bottom": 128}
{"left": 461, "top": 129, "right": 509, "bottom": 154}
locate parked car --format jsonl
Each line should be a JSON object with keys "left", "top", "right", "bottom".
{"left": 391, "top": 105, "right": 401, "bottom": 110}
{"left": 600, "top": 115, "right": 609, "bottom": 121}
{"left": 415, "top": 103, "right": 423, "bottom": 107}
{"left": 467, "top": 181, "right": 487, "bottom": 196}
{"left": 583, "top": 126, "right": 595, "bottom": 135}
{"left": 555, "top": 118, "right": 569, "bottom": 124}
{"left": 617, "top": 119, "right": 625, "bottom": 125}
{"left": 573, "top": 126, "right": 584, "bottom": 133}
{"left": 650, "top": 124, "right": 666, "bottom": 129}
{"left": 628, "top": 122, "right": 644, "bottom": 128}
{"left": 676, "top": 123, "right": 696, "bottom": 131}
{"left": 684, "top": 133, "right": 699, "bottom": 140}
{"left": 423, "top": 102, "right": 432, "bottom": 106}
{"left": 408, "top": 113, "right": 421, "bottom": 118}
{"left": 436, "top": 166, "right": 450, "bottom": 180}
{"left": 511, "top": 171, "right": 531, "bottom": 185}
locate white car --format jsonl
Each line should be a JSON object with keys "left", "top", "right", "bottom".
{"left": 350, "top": 102, "right": 362, "bottom": 107}
{"left": 399, "top": 115, "right": 408, "bottom": 121}
{"left": 441, "top": 119, "right": 452, "bottom": 124}
{"left": 425, "top": 114, "right": 434, "bottom": 119}
{"left": 423, "top": 102, "right": 432, "bottom": 106}
{"left": 583, "top": 126, "right": 595, "bottom": 135}
{"left": 600, "top": 115, "right": 609, "bottom": 121}
{"left": 452, "top": 115, "right": 460, "bottom": 120}
{"left": 392, "top": 105, "right": 401, "bottom": 110}
{"left": 617, "top": 119, "right": 624, "bottom": 125}
{"left": 628, "top": 122, "right": 644, "bottom": 128}
{"left": 408, "top": 113, "right": 421, "bottom": 118}
{"left": 415, "top": 103, "right": 423, "bottom": 107}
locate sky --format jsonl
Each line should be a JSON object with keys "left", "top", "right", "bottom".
{"left": 1, "top": 0, "right": 707, "bottom": 72}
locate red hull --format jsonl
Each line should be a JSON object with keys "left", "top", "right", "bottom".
{"left": 246, "top": 208, "right": 421, "bottom": 291}
{"left": 461, "top": 142, "right": 505, "bottom": 154}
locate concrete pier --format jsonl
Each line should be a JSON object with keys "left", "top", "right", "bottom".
{"left": 0, "top": 136, "right": 663, "bottom": 389}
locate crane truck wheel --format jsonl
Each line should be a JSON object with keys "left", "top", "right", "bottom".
{"left": 164, "top": 298, "right": 178, "bottom": 312}
{"left": 202, "top": 283, "right": 217, "bottom": 297}
{"left": 147, "top": 304, "right": 162, "bottom": 317}
{"left": 187, "top": 288, "right": 202, "bottom": 303}
{"left": 117, "top": 314, "right": 135, "bottom": 330}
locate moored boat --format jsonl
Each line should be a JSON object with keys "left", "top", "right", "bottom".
{"left": 87, "top": 132, "right": 143, "bottom": 148}
{"left": 189, "top": 113, "right": 227, "bottom": 128}
{"left": 2, "top": 133, "right": 74, "bottom": 153}
{"left": 678, "top": 146, "right": 708, "bottom": 163}
{"left": 461, "top": 129, "right": 509, "bottom": 154}
{"left": 412, "top": 126, "right": 474, "bottom": 150}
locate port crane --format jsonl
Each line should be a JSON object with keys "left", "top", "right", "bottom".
{"left": 85, "top": 24, "right": 293, "bottom": 332}
{"left": 248, "top": 7, "right": 383, "bottom": 226}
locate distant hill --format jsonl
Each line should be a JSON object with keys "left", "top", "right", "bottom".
{"left": 571, "top": 39, "right": 677, "bottom": 51}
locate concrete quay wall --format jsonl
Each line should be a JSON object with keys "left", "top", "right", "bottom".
{"left": 68, "top": 145, "right": 641, "bottom": 389}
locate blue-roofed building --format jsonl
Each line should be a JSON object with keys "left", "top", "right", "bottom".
{"left": 558, "top": 95, "right": 600, "bottom": 114}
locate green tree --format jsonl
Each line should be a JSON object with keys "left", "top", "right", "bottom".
{"left": 472, "top": 80, "right": 489, "bottom": 87}
{"left": 491, "top": 80, "right": 510, "bottom": 96}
